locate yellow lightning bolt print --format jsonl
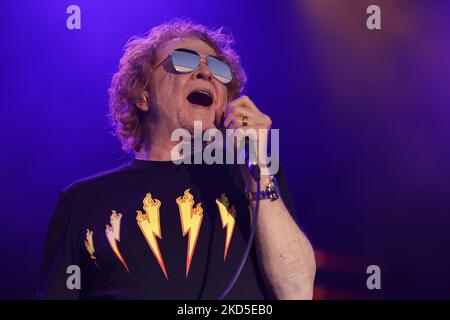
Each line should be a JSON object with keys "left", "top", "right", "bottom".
{"left": 176, "top": 189, "right": 203, "bottom": 278}
{"left": 216, "top": 194, "right": 236, "bottom": 261}
{"left": 84, "top": 229, "right": 96, "bottom": 259}
{"left": 105, "top": 210, "right": 129, "bottom": 273}
{"left": 84, "top": 229, "right": 101, "bottom": 269}
{"left": 136, "top": 193, "right": 168, "bottom": 279}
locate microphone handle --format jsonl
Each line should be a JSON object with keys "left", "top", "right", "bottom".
{"left": 244, "top": 137, "right": 261, "bottom": 181}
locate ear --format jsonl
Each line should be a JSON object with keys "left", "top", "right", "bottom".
{"left": 135, "top": 91, "right": 150, "bottom": 112}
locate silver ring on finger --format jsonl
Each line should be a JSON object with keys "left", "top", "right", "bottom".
{"left": 243, "top": 115, "right": 248, "bottom": 127}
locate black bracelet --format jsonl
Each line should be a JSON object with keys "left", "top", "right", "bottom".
{"left": 245, "top": 176, "right": 280, "bottom": 201}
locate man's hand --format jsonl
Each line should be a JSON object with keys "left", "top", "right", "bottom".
{"left": 222, "top": 95, "right": 272, "bottom": 191}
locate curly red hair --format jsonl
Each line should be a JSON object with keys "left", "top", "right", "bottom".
{"left": 108, "top": 19, "right": 247, "bottom": 153}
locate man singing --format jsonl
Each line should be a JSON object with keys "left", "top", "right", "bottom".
{"left": 37, "top": 19, "right": 316, "bottom": 299}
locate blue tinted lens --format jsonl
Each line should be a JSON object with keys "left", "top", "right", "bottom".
{"left": 171, "top": 49, "right": 200, "bottom": 72}
{"left": 207, "top": 56, "right": 233, "bottom": 84}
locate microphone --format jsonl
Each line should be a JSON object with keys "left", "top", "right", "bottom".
{"left": 244, "top": 137, "right": 261, "bottom": 181}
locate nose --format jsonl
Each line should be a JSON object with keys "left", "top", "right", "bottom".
{"left": 192, "top": 58, "right": 213, "bottom": 81}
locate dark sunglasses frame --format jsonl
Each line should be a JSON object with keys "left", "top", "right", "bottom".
{"left": 155, "top": 48, "right": 233, "bottom": 84}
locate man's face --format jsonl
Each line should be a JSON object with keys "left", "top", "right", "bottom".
{"left": 149, "top": 37, "right": 229, "bottom": 134}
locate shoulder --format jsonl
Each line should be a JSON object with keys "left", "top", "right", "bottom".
{"left": 61, "top": 161, "right": 137, "bottom": 198}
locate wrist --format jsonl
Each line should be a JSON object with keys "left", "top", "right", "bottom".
{"left": 244, "top": 175, "right": 280, "bottom": 202}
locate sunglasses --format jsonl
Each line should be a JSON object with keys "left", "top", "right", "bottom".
{"left": 158, "top": 48, "right": 233, "bottom": 84}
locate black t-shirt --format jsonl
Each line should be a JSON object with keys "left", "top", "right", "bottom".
{"left": 37, "top": 159, "right": 296, "bottom": 299}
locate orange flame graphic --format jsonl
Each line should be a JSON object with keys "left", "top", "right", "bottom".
{"left": 216, "top": 194, "right": 236, "bottom": 261}
{"left": 176, "top": 189, "right": 203, "bottom": 277}
{"left": 105, "top": 210, "right": 129, "bottom": 273}
{"left": 136, "top": 193, "right": 168, "bottom": 279}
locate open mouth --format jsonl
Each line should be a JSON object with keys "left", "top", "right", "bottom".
{"left": 186, "top": 90, "right": 213, "bottom": 107}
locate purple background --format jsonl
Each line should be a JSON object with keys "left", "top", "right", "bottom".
{"left": 1, "top": 0, "right": 449, "bottom": 299}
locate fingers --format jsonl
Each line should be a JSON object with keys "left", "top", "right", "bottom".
{"left": 223, "top": 106, "right": 252, "bottom": 129}
{"left": 223, "top": 95, "right": 272, "bottom": 130}
{"left": 223, "top": 96, "right": 258, "bottom": 129}
{"left": 223, "top": 105, "right": 270, "bottom": 130}
{"left": 222, "top": 95, "right": 271, "bottom": 161}
{"left": 224, "top": 95, "right": 257, "bottom": 115}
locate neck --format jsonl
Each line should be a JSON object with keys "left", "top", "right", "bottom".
{"left": 134, "top": 119, "right": 181, "bottom": 161}
{"left": 134, "top": 119, "right": 211, "bottom": 162}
